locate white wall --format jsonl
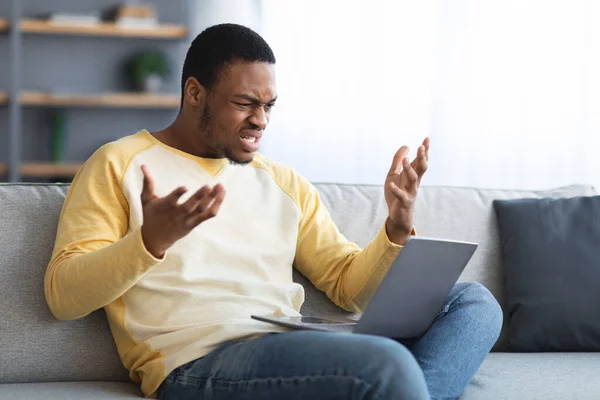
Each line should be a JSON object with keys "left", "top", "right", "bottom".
{"left": 260, "top": 0, "right": 600, "bottom": 190}
{"left": 428, "top": 0, "right": 600, "bottom": 190}
{"left": 193, "top": 0, "right": 600, "bottom": 191}
{"left": 260, "top": 0, "right": 437, "bottom": 185}
{"left": 189, "top": 0, "right": 262, "bottom": 36}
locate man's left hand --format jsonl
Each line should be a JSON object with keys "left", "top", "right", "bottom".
{"left": 384, "top": 137, "right": 430, "bottom": 245}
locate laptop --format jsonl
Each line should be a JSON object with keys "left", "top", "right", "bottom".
{"left": 251, "top": 236, "right": 477, "bottom": 340}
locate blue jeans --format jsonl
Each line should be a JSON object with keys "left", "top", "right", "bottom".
{"left": 158, "top": 282, "right": 503, "bottom": 400}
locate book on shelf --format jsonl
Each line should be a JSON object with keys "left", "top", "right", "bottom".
{"left": 48, "top": 12, "right": 102, "bottom": 26}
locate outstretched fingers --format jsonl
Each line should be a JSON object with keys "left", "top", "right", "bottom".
{"left": 181, "top": 185, "right": 212, "bottom": 213}
{"left": 186, "top": 184, "right": 226, "bottom": 228}
{"left": 388, "top": 146, "right": 410, "bottom": 176}
{"left": 140, "top": 165, "right": 157, "bottom": 204}
{"left": 401, "top": 157, "right": 419, "bottom": 194}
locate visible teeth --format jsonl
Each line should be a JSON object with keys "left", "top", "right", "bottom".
{"left": 242, "top": 136, "right": 257, "bottom": 143}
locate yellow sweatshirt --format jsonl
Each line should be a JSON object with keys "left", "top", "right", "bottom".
{"left": 45, "top": 129, "right": 407, "bottom": 398}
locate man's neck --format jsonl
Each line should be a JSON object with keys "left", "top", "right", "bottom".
{"left": 153, "top": 116, "right": 211, "bottom": 159}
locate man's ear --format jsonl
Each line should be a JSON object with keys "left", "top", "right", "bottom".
{"left": 183, "top": 77, "right": 206, "bottom": 107}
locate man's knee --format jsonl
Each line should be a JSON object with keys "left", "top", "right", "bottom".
{"left": 349, "top": 335, "right": 430, "bottom": 399}
{"left": 459, "top": 282, "right": 504, "bottom": 339}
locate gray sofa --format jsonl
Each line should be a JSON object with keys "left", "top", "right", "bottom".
{"left": 1, "top": 182, "right": 599, "bottom": 399}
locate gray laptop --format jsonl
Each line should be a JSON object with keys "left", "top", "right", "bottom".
{"left": 251, "top": 236, "right": 477, "bottom": 340}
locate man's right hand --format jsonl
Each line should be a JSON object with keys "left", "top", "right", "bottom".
{"left": 140, "top": 165, "right": 226, "bottom": 259}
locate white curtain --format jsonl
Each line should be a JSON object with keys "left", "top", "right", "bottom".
{"left": 188, "top": 0, "right": 263, "bottom": 36}
{"left": 258, "top": 0, "right": 600, "bottom": 190}
{"left": 259, "top": 0, "right": 437, "bottom": 185}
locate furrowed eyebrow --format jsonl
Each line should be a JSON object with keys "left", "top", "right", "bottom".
{"left": 233, "top": 94, "right": 278, "bottom": 104}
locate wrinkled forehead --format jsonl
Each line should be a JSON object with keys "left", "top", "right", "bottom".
{"left": 214, "top": 61, "right": 277, "bottom": 101}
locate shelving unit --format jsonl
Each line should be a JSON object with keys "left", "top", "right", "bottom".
{"left": 1, "top": 1, "right": 190, "bottom": 182}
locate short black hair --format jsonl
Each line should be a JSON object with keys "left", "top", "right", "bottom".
{"left": 181, "top": 23, "right": 276, "bottom": 97}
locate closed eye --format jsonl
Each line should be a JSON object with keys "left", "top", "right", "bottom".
{"left": 233, "top": 102, "right": 276, "bottom": 111}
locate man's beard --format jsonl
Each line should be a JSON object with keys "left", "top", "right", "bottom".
{"left": 198, "top": 105, "right": 252, "bottom": 166}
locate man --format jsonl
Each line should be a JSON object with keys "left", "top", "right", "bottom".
{"left": 45, "top": 24, "right": 502, "bottom": 400}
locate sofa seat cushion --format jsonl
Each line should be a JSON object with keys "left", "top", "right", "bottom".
{"left": 461, "top": 352, "right": 600, "bottom": 400}
{"left": 0, "top": 382, "right": 141, "bottom": 399}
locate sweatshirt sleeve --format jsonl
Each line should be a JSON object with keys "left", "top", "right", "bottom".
{"left": 44, "top": 145, "right": 162, "bottom": 321}
{"left": 291, "top": 174, "right": 415, "bottom": 313}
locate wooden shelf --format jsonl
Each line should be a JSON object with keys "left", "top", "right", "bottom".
{"left": 20, "top": 91, "right": 180, "bottom": 108}
{"left": 20, "top": 19, "right": 187, "bottom": 39}
{"left": 0, "top": 163, "right": 83, "bottom": 178}
{"left": 1, "top": 91, "right": 180, "bottom": 108}
{"left": 0, "top": 18, "right": 8, "bottom": 32}
{"left": 20, "top": 162, "right": 82, "bottom": 178}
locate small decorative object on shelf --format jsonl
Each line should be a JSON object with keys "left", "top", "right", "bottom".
{"left": 16, "top": 2, "right": 185, "bottom": 39}
{"left": 111, "top": 1, "right": 158, "bottom": 28}
{"left": 48, "top": 11, "right": 102, "bottom": 26}
{"left": 127, "top": 51, "right": 170, "bottom": 93}
{"left": 0, "top": 18, "right": 9, "bottom": 32}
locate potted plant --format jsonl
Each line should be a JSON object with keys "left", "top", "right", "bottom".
{"left": 128, "top": 50, "right": 170, "bottom": 93}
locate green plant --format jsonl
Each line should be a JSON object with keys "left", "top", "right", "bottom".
{"left": 128, "top": 51, "right": 170, "bottom": 88}
{"left": 51, "top": 108, "right": 67, "bottom": 162}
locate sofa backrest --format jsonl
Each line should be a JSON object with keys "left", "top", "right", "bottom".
{"left": 0, "top": 184, "right": 130, "bottom": 384}
{"left": 310, "top": 182, "right": 597, "bottom": 350}
{"left": 0, "top": 182, "right": 596, "bottom": 383}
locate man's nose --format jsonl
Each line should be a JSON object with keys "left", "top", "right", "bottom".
{"left": 249, "top": 107, "right": 268, "bottom": 130}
